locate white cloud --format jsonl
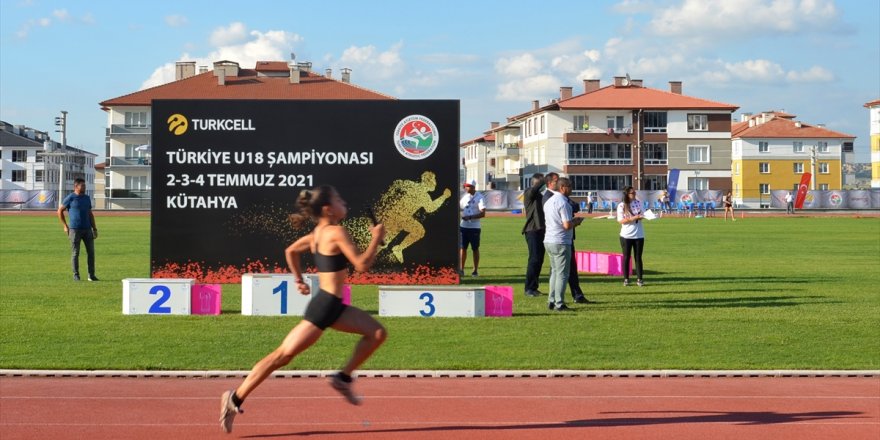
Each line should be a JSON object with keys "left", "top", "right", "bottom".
{"left": 583, "top": 49, "right": 601, "bottom": 63}
{"left": 52, "top": 9, "right": 69, "bottom": 21}
{"left": 38, "top": 17, "right": 50, "bottom": 26}
{"left": 209, "top": 22, "right": 248, "bottom": 47}
{"left": 80, "top": 13, "right": 95, "bottom": 25}
{"left": 140, "top": 28, "right": 303, "bottom": 89}
{"left": 165, "top": 15, "right": 188, "bottom": 28}
{"left": 495, "top": 53, "right": 542, "bottom": 78}
{"left": 338, "top": 42, "right": 405, "bottom": 80}
{"left": 419, "top": 53, "right": 480, "bottom": 65}
{"left": 496, "top": 75, "right": 561, "bottom": 101}
{"left": 786, "top": 65, "right": 834, "bottom": 82}
{"left": 576, "top": 67, "right": 603, "bottom": 81}
{"left": 649, "top": 0, "right": 841, "bottom": 37}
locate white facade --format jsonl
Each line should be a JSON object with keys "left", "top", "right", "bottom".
{"left": 104, "top": 106, "right": 152, "bottom": 209}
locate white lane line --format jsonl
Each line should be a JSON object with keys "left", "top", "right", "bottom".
{"left": 2, "top": 395, "right": 878, "bottom": 400}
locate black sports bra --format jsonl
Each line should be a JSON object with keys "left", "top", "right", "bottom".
{"left": 312, "top": 226, "right": 350, "bottom": 272}
{"left": 314, "top": 251, "right": 349, "bottom": 272}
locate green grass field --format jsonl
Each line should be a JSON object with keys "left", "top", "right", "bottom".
{"left": 1, "top": 213, "right": 878, "bottom": 371}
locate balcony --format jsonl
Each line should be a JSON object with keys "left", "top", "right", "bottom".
{"left": 566, "top": 159, "right": 633, "bottom": 166}
{"left": 107, "top": 189, "right": 151, "bottom": 199}
{"left": 110, "top": 157, "right": 151, "bottom": 166}
{"left": 109, "top": 124, "right": 151, "bottom": 136}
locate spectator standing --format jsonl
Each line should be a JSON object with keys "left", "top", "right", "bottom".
{"left": 521, "top": 173, "right": 545, "bottom": 297}
{"left": 57, "top": 178, "right": 98, "bottom": 281}
{"left": 617, "top": 186, "right": 645, "bottom": 287}
{"left": 565, "top": 191, "right": 590, "bottom": 303}
{"left": 785, "top": 191, "right": 795, "bottom": 214}
{"left": 459, "top": 180, "right": 486, "bottom": 276}
{"left": 543, "top": 177, "right": 578, "bottom": 311}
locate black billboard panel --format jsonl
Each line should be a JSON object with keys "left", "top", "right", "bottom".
{"left": 151, "top": 100, "right": 459, "bottom": 284}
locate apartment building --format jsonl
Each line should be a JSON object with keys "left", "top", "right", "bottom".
{"left": 98, "top": 60, "right": 393, "bottom": 209}
{"left": 460, "top": 128, "right": 495, "bottom": 190}
{"left": 465, "top": 77, "right": 738, "bottom": 199}
{"left": 866, "top": 99, "right": 880, "bottom": 188}
{"left": 731, "top": 111, "right": 855, "bottom": 207}
{"left": 0, "top": 121, "right": 97, "bottom": 205}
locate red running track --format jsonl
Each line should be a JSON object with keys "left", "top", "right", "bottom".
{"left": 1, "top": 376, "right": 878, "bottom": 439}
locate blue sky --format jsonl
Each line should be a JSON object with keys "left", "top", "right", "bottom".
{"left": 1, "top": 0, "right": 878, "bottom": 162}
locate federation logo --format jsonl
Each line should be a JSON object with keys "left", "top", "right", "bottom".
{"left": 680, "top": 193, "right": 693, "bottom": 204}
{"left": 829, "top": 193, "right": 843, "bottom": 206}
{"left": 167, "top": 114, "right": 189, "bottom": 135}
{"left": 394, "top": 115, "right": 438, "bottom": 160}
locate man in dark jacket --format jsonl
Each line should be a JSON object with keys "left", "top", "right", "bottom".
{"left": 521, "top": 173, "right": 545, "bottom": 297}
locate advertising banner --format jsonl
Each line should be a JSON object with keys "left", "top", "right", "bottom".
{"left": 824, "top": 190, "right": 847, "bottom": 209}
{"left": 667, "top": 168, "right": 680, "bottom": 201}
{"left": 795, "top": 173, "right": 811, "bottom": 209}
{"left": 847, "top": 190, "right": 871, "bottom": 209}
{"left": 801, "top": 191, "right": 823, "bottom": 209}
{"left": 151, "top": 100, "right": 460, "bottom": 284}
{"left": 481, "top": 190, "right": 509, "bottom": 210}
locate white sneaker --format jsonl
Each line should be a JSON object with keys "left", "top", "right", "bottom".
{"left": 219, "top": 389, "right": 243, "bottom": 433}
{"left": 329, "top": 374, "right": 363, "bottom": 405}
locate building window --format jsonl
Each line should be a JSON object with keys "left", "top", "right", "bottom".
{"left": 540, "top": 115, "right": 545, "bottom": 133}
{"left": 689, "top": 177, "right": 709, "bottom": 190}
{"left": 687, "top": 145, "right": 710, "bottom": 164}
{"left": 573, "top": 115, "right": 588, "bottom": 131}
{"left": 759, "top": 183, "right": 769, "bottom": 194}
{"left": 567, "top": 143, "right": 632, "bottom": 165}
{"left": 759, "top": 162, "right": 770, "bottom": 173}
{"left": 817, "top": 141, "right": 828, "bottom": 153}
{"left": 793, "top": 141, "right": 804, "bottom": 153}
{"left": 643, "top": 111, "right": 667, "bottom": 133}
{"left": 606, "top": 115, "right": 625, "bottom": 130}
{"left": 735, "top": 162, "right": 740, "bottom": 175}
{"left": 125, "top": 111, "right": 148, "bottom": 128}
{"left": 570, "top": 174, "right": 633, "bottom": 191}
{"left": 793, "top": 163, "right": 804, "bottom": 173}
{"left": 35, "top": 169, "right": 44, "bottom": 182}
{"left": 12, "top": 150, "right": 27, "bottom": 162}
{"left": 643, "top": 143, "right": 667, "bottom": 165}
{"left": 758, "top": 141, "right": 769, "bottom": 152}
{"left": 819, "top": 162, "right": 829, "bottom": 173}
{"left": 819, "top": 183, "right": 829, "bottom": 190}
{"left": 687, "top": 114, "right": 708, "bottom": 131}
{"left": 12, "top": 170, "right": 26, "bottom": 182}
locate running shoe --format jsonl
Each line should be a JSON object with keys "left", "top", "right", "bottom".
{"left": 329, "top": 373, "right": 363, "bottom": 405}
{"left": 219, "top": 389, "right": 243, "bottom": 433}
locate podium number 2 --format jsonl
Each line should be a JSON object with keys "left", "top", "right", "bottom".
{"left": 273, "top": 281, "right": 288, "bottom": 314}
{"left": 148, "top": 285, "right": 172, "bottom": 314}
{"left": 419, "top": 292, "right": 435, "bottom": 317}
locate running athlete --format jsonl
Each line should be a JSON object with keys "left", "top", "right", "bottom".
{"left": 220, "top": 185, "right": 387, "bottom": 433}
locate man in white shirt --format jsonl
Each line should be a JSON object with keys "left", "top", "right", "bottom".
{"left": 459, "top": 180, "right": 486, "bottom": 276}
{"left": 785, "top": 191, "right": 794, "bottom": 214}
{"left": 543, "top": 177, "right": 579, "bottom": 311}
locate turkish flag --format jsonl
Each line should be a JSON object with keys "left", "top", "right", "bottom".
{"left": 794, "top": 173, "right": 812, "bottom": 209}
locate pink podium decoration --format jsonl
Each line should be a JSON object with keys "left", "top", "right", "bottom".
{"left": 342, "top": 284, "right": 352, "bottom": 305}
{"left": 484, "top": 285, "right": 513, "bottom": 317}
{"left": 191, "top": 284, "right": 222, "bottom": 315}
{"left": 574, "top": 251, "right": 631, "bottom": 276}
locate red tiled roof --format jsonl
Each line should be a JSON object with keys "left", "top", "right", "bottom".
{"left": 865, "top": 98, "right": 880, "bottom": 108}
{"left": 732, "top": 117, "right": 855, "bottom": 139}
{"left": 100, "top": 64, "right": 394, "bottom": 107}
{"left": 460, "top": 133, "right": 495, "bottom": 147}
{"left": 254, "top": 61, "right": 290, "bottom": 72}
{"left": 558, "top": 85, "right": 738, "bottom": 111}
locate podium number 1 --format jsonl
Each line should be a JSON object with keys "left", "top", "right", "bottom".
{"left": 148, "top": 285, "right": 172, "bottom": 314}
{"left": 273, "top": 281, "right": 288, "bottom": 314}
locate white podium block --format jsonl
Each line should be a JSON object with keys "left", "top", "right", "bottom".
{"left": 378, "top": 285, "right": 485, "bottom": 317}
{"left": 241, "top": 274, "right": 317, "bottom": 316}
{"left": 122, "top": 278, "right": 193, "bottom": 315}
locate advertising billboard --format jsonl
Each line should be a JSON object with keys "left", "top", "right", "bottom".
{"left": 151, "top": 100, "right": 460, "bottom": 284}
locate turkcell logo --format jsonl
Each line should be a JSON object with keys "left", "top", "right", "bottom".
{"left": 167, "top": 113, "right": 256, "bottom": 136}
{"left": 167, "top": 114, "right": 189, "bottom": 135}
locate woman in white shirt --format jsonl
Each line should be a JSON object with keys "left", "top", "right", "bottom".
{"left": 616, "top": 186, "right": 645, "bottom": 287}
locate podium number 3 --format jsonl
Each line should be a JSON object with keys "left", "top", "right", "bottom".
{"left": 148, "top": 285, "right": 172, "bottom": 314}
{"left": 419, "top": 292, "right": 435, "bottom": 317}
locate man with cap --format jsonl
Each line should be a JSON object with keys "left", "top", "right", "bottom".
{"left": 459, "top": 180, "right": 485, "bottom": 277}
